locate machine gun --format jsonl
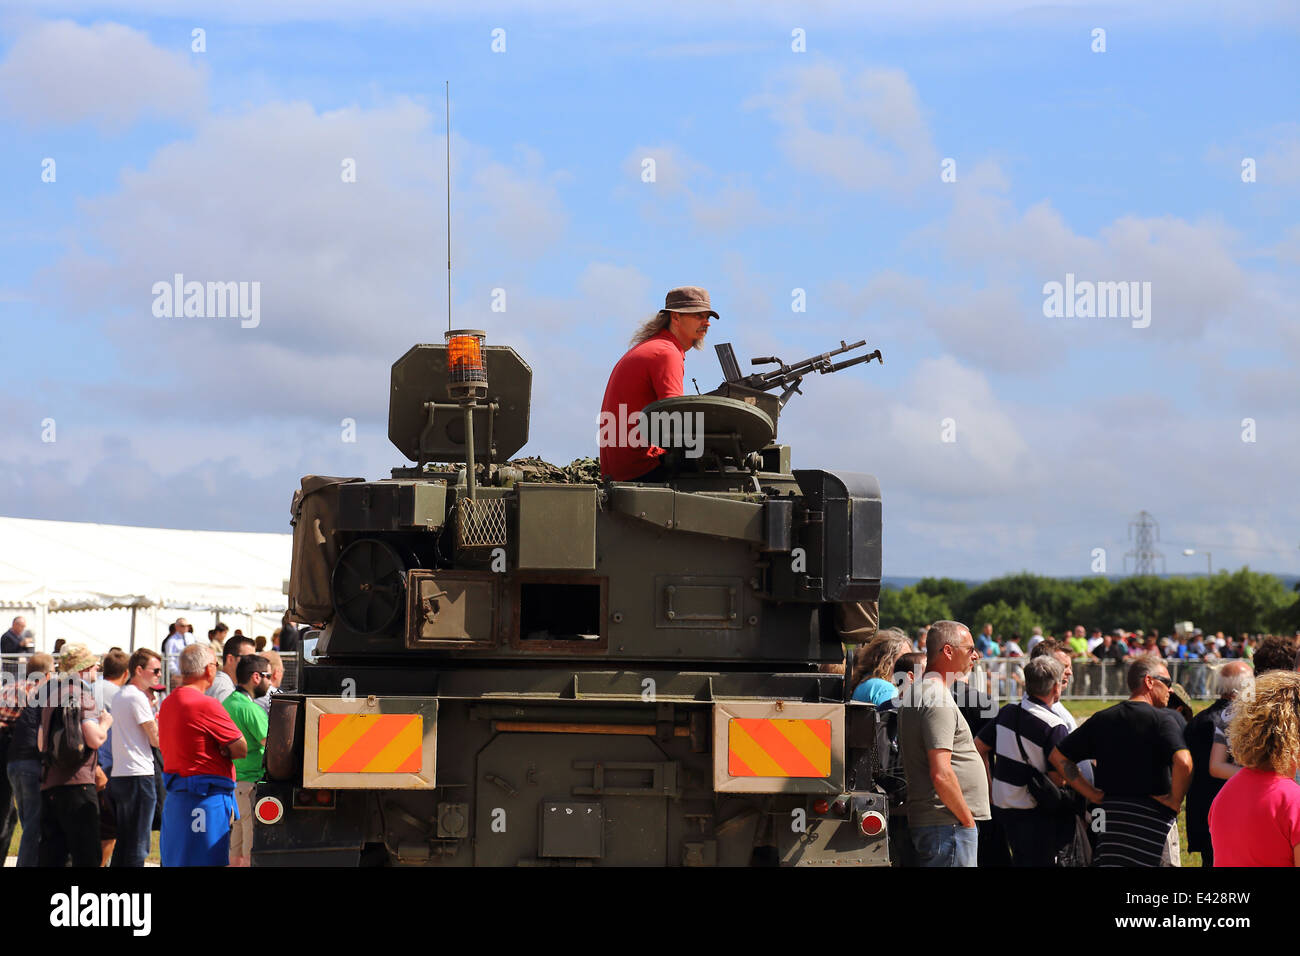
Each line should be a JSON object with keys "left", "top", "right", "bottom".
{"left": 715, "top": 339, "right": 883, "bottom": 407}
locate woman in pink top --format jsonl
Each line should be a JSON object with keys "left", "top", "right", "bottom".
{"left": 1208, "top": 671, "right": 1300, "bottom": 866}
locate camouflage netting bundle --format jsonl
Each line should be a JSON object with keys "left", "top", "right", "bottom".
{"left": 422, "top": 457, "right": 601, "bottom": 484}
{"left": 505, "top": 455, "right": 601, "bottom": 483}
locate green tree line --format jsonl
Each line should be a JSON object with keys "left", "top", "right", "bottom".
{"left": 878, "top": 570, "right": 1300, "bottom": 638}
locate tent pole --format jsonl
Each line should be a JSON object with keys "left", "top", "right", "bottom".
{"left": 39, "top": 587, "right": 48, "bottom": 653}
{"left": 130, "top": 606, "right": 138, "bottom": 652}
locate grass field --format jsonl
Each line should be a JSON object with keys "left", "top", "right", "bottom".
{"left": 9, "top": 821, "right": 161, "bottom": 865}
{"left": 1063, "top": 697, "right": 1209, "bottom": 867}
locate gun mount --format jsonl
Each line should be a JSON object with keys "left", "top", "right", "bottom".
{"left": 715, "top": 339, "right": 882, "bottom": 408}
{"left": 640, "top": 338, "right": 883, "bottom": 479}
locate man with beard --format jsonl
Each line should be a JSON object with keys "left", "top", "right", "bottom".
{"left": 256, "top": 650, "right": 285, "bottom": 715}
{"left": 221, "top": 653, "right": 271, "bottom": 867}
{"left": 598, "top": 286, "right": 718, "bottom": 482}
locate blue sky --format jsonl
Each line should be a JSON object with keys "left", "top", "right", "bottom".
{"left": 1, "top": 2, "right": 1297, "bottom": 578}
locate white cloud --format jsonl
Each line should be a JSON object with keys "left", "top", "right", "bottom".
{"left": 0, "top": 19, "right": 206, "bottom": 130}
{"left": 746, "top": 62, "right": 939, "bottom": 196}
{"left": 1207, "top": 122, "right": 1300, "bottom": 189}
{"left": 620, "top": 144, "right": 776, "bottom": 233}
{"left": 776, "top": 351, "right": 1300, "bottom": 576}
{"left": 576, "top": 262, "right": 652, "bottom": 319}
{"left": 911, "top": 181, "right": 1252, "bottom": 343}
{"left": 691, "top": 185, "right": 773, "bottom": 232}
{"left": 622, "top": 144, "right": 704, "bottom": 196}
{"left": 38, "top": 98, "right": 568, "bottom": 426}
{"left": 1257, "top": 123, "right": 1300, "bottom": 187}
{"left": 821, "top": 354, "right": 1039, "bottom": 497}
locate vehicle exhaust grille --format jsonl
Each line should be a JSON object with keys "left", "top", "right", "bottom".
{"left": 456, "top": 497, "right": 507, "bottom": 549}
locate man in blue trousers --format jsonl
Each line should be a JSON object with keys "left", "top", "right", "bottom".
{"left": 157, "top": 644, "right": 246, "bottom": 866}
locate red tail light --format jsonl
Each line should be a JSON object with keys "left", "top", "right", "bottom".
{"left": 254, "top": 797, "right": 284, "bottom": 825}
{"left": 859, "top": 810, "right": 886, "bottom": 837}
{"left": 812, "top": 798, "right": 830, "bottom": 815}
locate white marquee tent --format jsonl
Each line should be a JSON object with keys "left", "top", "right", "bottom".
{"left": 0, "top": 516, "right": 293, "bottom": 653}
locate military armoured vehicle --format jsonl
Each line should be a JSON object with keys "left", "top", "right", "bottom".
{"left": 252, "top": 330, "right": 887, "bottom": 866}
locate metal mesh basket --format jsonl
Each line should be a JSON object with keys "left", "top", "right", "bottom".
{"left": 456, "top": 497, "right": 507, "bottom": 549}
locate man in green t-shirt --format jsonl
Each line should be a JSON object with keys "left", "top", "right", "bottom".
{"left": 1067, "top": 625, "right": 1089, "bottom": 660}
{"left": 221, "top": 654, "right": 270, "bottom": 867}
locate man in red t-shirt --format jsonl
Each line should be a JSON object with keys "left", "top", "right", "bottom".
{"left": 598, "top": 286, "right": 719, "bottom": 481}
{"left": 157, "top": 643, "right": 247, "bottom": 866}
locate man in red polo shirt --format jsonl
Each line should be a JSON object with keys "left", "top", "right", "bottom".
{"left": 598, "top": 286, "right": 719, "bottom": 481}
{"left": 157, "top": 643, "right": 247, "bottom": 866}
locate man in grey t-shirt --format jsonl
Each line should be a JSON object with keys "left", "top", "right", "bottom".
{"left": 898, "top": 620, "right": 991, "bottom": 867}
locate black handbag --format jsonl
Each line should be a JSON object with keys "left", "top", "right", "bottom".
{"left": 1013, "top": 704, "right": 1069, "bottom": 812}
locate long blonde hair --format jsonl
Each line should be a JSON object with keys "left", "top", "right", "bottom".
{"left": 629, "top": 311, "right": 671, "bottom": 347}
{"left": 1228, "top": 670, "right": 1300, "bottom": 775}
{"left": 849, "top": 629, "right": 911, "bottom": 693}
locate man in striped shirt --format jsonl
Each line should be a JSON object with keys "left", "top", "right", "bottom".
{"left": 1050, "top": 654, "right": 1191, "bottom": 867}
{"left": 974, "top": 656, "right": 1073, "bottom": 866}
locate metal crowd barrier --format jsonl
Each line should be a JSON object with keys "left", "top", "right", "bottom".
{"left": 0, "top": 651, "right": 300, "bottom": 696}
{"left": 159, "top": 652, "right": 300, "bottom": 694}
{"left": 3, "top": 651, "right": 1224, "bottom": 700}
{"left": 969, "top": 656, "right": 1227, "bottom": 700}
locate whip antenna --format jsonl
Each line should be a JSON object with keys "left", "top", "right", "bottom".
{"left": 445, "top": 80, "right": 452, "bottom": 332}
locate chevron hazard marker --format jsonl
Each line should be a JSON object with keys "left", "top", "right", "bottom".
{"left": 727, "top": 718, "right": 832, "bottom": 777}
{"left": 317, "top": 714, "right": 423, "bottom": 774}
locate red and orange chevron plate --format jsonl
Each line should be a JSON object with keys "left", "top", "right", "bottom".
{"left": 317, "top": 714, "right": 423, "bottom": 774}
{"left": 727, "top": 718, "right": 832, "bottom": 778}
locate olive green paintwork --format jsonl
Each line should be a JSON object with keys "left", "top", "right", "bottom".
{"left": 255, "top": 335, "right": 887, "bottom": 868}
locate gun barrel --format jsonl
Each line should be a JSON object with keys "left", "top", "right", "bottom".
{"left": 737, "top": 338, "right": 879, "bottom": 392}
{"left": 823, "top": 350, "right": 882, "bottom": 374}
{"left": 759, "top": 340, "right": 863, "bottom": 381}
{"left": 797, "top": 339, "right": 867, "bottom": 370}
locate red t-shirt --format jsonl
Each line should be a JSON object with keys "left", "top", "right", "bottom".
{"left": 157, "top": 684, "right": 243, "bottom": 779}
{"left": 598, "top": 329, "right": 686, "bottom": 480}
{"left": 1209, "top": 767, "right": 1300, "bottom": 866}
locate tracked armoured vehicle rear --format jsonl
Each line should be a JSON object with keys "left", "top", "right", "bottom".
{"left": 253, "top": 330, "right": 890, "bottom": 866}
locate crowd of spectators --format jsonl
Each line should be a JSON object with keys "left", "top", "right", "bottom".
{"left": 976, "top": 623, "right": 1276, "bottom": 665}
{"left": 966, "top": 623, "right": 1295, "bottom": 700}
{"left": 852, "top": 620, "right": 1300, "bottom": 867}
{"left": 0, "top": 615, "right": 293, "bottom": 867}
{"left": 5, "top": 609, "right": 1300, "bottom": 868}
